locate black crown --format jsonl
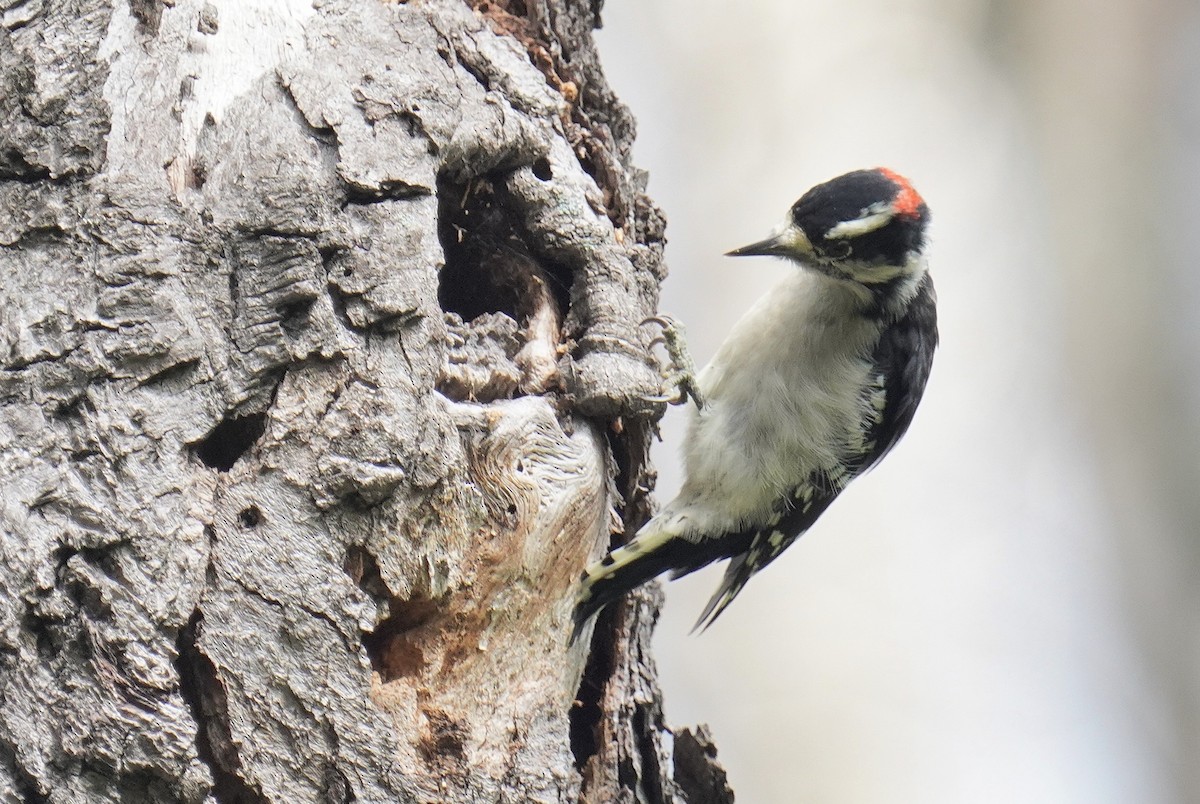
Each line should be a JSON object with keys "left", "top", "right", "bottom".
{"left": 791, "top": 169, "right": 929, "bottom": 265}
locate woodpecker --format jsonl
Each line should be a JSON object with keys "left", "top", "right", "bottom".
{"left": 573, "top": 168, "right": 937, "bottom": 639}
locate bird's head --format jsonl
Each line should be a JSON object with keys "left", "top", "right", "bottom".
{"left": 727, "top": 168, "right": 930, "bottom": 286}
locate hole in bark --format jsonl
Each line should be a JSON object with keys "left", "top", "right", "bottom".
{"left": 238, "top": 507, "right": 261, "bottom": 528}
{"left": 193, "top": 413, "right": 268, "bottom": 472}
{"left": 531, "top": 157, "right": 552, "bottom": 181}
{"left": 436, "top": 178, "right": 524, "bottom": 321}
{"left": 361, "top": 598, "right": 438, "bottom": 682}
{"left": 176, "top": 610, "right": 269, "bottom": 804}
{"left": 277, "top": 298, "right": 315, "bottom": 335}
{"left": 345, "top": 547, "right": 436, "bottom": 682}
{"left": 435, "top": 176, "right": 571, "bottom": 323}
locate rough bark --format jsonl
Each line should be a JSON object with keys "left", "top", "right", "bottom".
{"left": 0, "top": 0, "right": 732, "bottom": 801}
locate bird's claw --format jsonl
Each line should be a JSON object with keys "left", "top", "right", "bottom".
{"left": 641, "top": 314, "right": 705, "bottom": 410}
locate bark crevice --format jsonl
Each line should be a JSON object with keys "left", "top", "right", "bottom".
{"left": 174, "top": 609, "right": 268, "bottom": 804}
{"left": 0, "top": 738, "right": 47, "bottom": 804}
{"left": 568, "top": 606, "right": 615, "bottom": 771}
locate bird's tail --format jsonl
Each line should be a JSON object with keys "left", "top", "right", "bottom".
{"left": 691, "top": 553, "right": 754, "bottom": 633}
{"left": 570, "top": 517, "right": 732, "bottom": 643}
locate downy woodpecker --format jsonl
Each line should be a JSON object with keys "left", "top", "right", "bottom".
{"left": 573, "top": 168, "right": 937, "bottom": 638}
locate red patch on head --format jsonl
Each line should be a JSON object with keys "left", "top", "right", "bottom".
{"left": 878, "top": 168, "right": 924, "bottom": 218}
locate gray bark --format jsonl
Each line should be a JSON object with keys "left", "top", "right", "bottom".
{"left": 0, "top": 0, "right": 732, "bottom": 801}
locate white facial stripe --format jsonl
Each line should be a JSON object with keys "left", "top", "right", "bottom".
{"left": 853, "top": 262, "right": 906, "bottom": 283}
{"left": 825, "top": 202, "right": 895, "bottom": 240}
{"left": 852, "top": 252, "right": 927, "bottom": 287}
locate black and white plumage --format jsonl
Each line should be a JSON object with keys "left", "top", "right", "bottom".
{"left": 573, "top": 168, "right": 938, "bottom": 639}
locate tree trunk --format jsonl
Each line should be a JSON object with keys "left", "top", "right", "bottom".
{"left": 0, "top": 0, "right": 733, "bottom": 801}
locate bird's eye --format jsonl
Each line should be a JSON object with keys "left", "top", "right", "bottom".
{"left": 818, "top": 239, "right": 854, "bottom": 261}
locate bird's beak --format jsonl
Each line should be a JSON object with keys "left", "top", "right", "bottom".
{"left": 725, "top": 236, "right": 785, "bottom": 258}
{"left": 725, "top": 225, "right": 812, "bottom": 259}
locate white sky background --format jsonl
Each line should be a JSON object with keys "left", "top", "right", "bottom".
{"left": 596, "top": 1, "right": 1199, "bottom": 802}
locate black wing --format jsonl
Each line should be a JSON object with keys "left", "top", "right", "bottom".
{"left": 688, "top": 483, "right": 839, "bottom": 630}
{"left": 861, "top": 273, "right": 938, "bottom": 471}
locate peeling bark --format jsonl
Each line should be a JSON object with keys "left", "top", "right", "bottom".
{"left": 0, "top": 0, "right": 733, "bottom": 801}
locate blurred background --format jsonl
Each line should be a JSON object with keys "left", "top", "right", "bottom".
{"left": 595, "top": 1, "right": 1200, "bottom": 801}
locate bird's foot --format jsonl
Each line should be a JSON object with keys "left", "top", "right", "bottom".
{"left": 643, "top": 315, "right": 705, "bottom": 410}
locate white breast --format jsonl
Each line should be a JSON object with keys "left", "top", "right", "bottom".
{"left": 671, "top": 270, "right": 882, "bottom": 534}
